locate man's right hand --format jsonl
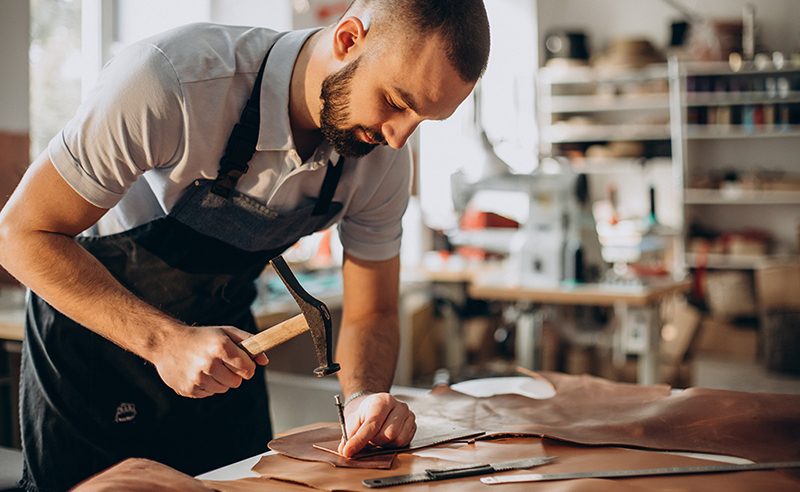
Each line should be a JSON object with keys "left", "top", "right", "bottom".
{"left": 152, "top": 325, "right": 269, "bottom": 398}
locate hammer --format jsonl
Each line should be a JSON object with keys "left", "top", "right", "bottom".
{"left": 239, "top": 255, "right": 341, "bottom": 376}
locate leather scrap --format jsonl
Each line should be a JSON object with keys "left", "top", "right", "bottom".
{"left": 268, "top": 416, "right": 483, "bottom": 468}
{"left": 268, "top": 426, "right": 395, "bottom": 469}
{"left": 312, "top": 416, "right": 484, "bottom": 458}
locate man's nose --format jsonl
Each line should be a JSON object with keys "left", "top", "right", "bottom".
{"left": 382, "top": 116, "right": 420, "bottom": 149}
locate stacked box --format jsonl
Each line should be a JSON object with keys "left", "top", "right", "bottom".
{"left": 755, "top": 261, "right": 800, "bottom": 373}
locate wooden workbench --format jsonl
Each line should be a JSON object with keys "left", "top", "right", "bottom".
{"left": 468, "top": 271, "right": 691, "bottom": 385}
{"left": 469, "top": 277, "right": 691, "bottom": 307}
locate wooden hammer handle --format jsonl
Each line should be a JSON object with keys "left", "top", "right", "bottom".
{"left": 239, "top": 313, "right": 310, "bottom": 358}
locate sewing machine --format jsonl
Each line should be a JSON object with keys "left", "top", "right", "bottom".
{"left": 448, "top": 164, "right": 584, "bottom": 287}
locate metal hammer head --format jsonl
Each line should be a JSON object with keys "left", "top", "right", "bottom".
{"left": 269, "top": 256, "right": 340, "bottom": 377}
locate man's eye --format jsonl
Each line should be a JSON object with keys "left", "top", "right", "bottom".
{"left": 386, "top": 97, "right": 403, "bottom": 111}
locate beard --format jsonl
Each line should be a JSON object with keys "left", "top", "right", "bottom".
{"left": 319, "top": 56, "right": 386, "bottom": 158}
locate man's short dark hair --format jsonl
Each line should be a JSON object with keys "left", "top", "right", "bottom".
{"left": 346, "top": 0, "right": 490, "bottom": 83}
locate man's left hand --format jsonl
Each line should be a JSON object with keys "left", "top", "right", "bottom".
{"left": 338, "top": 392, "right": 416, "bottom": 457}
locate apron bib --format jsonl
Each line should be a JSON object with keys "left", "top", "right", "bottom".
{"left": 19, "top": 32, "right": 345, "bottom": 491}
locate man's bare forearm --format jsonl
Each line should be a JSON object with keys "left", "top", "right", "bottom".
{"left": 0, "top": 226, "right": 185, "bottom": 361}
{"left": 336, "top": 311, "right": 400, "bottom": 396}
{"left": 338, "top": 253, "right": 402, "bottom": 398}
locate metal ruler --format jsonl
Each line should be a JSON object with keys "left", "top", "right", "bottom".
{"left": 363, "top": 456, "right": 557, "bottom": 488}
{"left": 480, "top": 461, "right": 800, "bottom": 484}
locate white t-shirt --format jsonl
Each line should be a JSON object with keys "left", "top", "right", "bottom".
{"left": 49, "top": 23, "right": 410, "bottom": 262}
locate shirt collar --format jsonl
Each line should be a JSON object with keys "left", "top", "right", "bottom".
{"left": 257, "top": 27, "right": 323, "bottom": 156}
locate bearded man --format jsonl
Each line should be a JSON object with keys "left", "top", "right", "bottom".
{"left": 0, "top": 1, "right": 490, "bottom": 490}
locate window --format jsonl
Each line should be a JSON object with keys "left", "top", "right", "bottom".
{"left": 29, "top": 0, "right": 82, "bottom": 158}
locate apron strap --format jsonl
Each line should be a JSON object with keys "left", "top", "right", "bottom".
{"left": 212, "top": 34, "right": 285, "bottom": 198}
{"left": 312, "top": 154, "right": 345, "bottom": 216}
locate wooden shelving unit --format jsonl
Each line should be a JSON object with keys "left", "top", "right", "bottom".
{"left": 669, "top": 61, "right": 800, "bottom": 274}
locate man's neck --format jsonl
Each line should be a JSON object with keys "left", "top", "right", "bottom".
{"left": 289, "top": 28, "right": 327, "bottom": 161}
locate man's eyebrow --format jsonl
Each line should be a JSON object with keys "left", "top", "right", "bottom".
{"left": 394, "top": 87, "right": 421, "bottom": 115}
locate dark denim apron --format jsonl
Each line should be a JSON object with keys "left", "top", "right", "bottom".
{"left": 19, "top": 33, "right": 345, "bottom": 492}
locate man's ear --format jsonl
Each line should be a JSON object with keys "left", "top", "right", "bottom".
{"left": 332, "top": 16, "right": 368, "bottom": 62}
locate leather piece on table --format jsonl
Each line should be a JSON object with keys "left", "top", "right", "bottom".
{"left": 69, "top": 458, "right": 213, "bottom": 492}
{"left": 240, "top": 436, "right": 800, "bottom": 492}
{"left": 268, "top": 425, "right": 396, "bottom": 469}
{"left": 312, "top": 416, "right": 484, "bottom": 458}
{"left": 269, "top": 417, "right": 483, "bottom": 468}
{"left": 399, "top": 371, "right": 800, "bottom": 467}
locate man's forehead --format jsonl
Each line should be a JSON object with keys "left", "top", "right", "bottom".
{"left": 387, "top": 71, "right": 473, "bottom": 122}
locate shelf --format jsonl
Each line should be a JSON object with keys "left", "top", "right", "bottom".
{"left": 684, "top": 188, "right": 800, "bottom": 205}
{"left": 681, "top": 61, "right": 800, "bottom": 77}
{"left": 543, "top": 123, "right": 671, "bottom": 143}
{"left": 548, "top": 93, "right": 670, "bottom": 113}
{"left": 539, "top": 64, "right": 668, "bottom": 85}
{"left": 567, "top": 156, "right": 672, "bottom": 174}
{"left": 685, "top": 91, "right": 800, "bottom": 107}
{"left": 685, "top": 252, "right": 798, "bottom": 270}
{"left": 685, "top": 124, "right": 800, "bottom": 139}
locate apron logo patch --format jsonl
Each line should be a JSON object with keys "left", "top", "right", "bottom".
{"left": 114, "top": 403, "right": 137, "bottom": 423}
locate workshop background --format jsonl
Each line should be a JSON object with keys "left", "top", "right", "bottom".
{"left": 2, "top": 0, "right": 800, "bottom": 466}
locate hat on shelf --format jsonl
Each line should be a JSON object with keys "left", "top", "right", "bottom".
{"left": 593, "top": 38, "right": 665, "bottom": 72}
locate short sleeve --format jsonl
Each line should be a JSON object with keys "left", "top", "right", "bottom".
{"left": 48, "top": 43, "right": 184, "bottom": 209}
{"left": 338, "top": 146, "right": 412, "bottom": 261}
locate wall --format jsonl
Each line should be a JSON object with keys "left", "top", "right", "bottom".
{"left": 114, "top": 0, "right": 292, "bottom": 61}
{"left": 0, "top": 0, "right": 30, "bottom": 133}
{"left": 0, "top": 0, "right": 30, "bottom": 285}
